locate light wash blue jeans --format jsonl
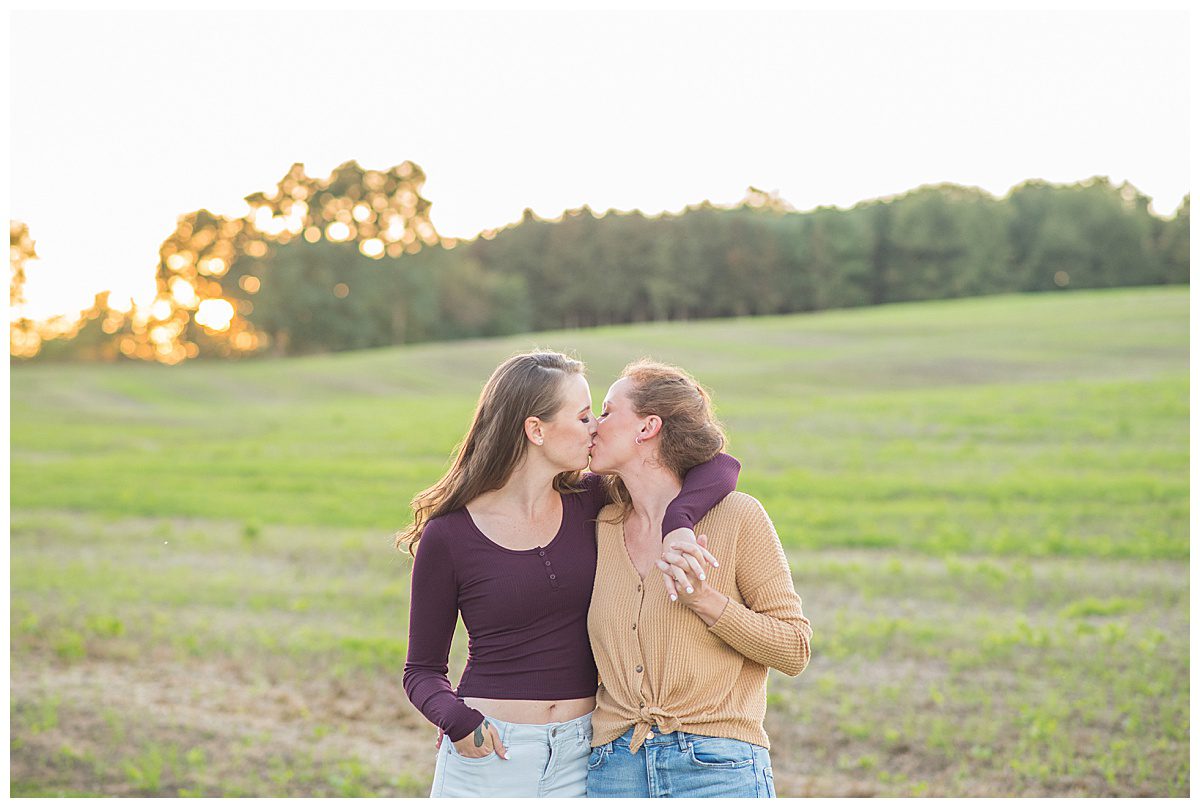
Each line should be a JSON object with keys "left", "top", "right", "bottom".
{"left": 586, "top": 726, "right": 776, "bottom": 798}
{"left": 429, "top": 712, "right": 593, "bottom": 797}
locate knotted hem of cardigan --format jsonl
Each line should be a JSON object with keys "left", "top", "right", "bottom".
{"left": 628, "top": 710, "right": 683, "bottom": 755}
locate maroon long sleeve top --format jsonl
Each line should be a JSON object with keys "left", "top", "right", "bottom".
{"left": 402, "top": 454, "right": 741, "bottom": 741}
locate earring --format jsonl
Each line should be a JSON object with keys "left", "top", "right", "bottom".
{"left": 635, "top": 436, "right": 644, "bottom": 445}
{"left": 537, "top": 439, "right": 544, "bottom": 445}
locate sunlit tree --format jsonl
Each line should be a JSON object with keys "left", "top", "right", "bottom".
{"left": 10, "top": 220, "right": 35, "bottom": 306}
{"left": 31, "top": 292, "right": 124, "bottom": 362}
{"left": 741, "top": 186, "right": 794, "bottom": 214}
{"left": 140, "top": 160, "right": 441, "bottom": 362}
{"left": 10, "top": 221, "right": 40, "bottom": 358}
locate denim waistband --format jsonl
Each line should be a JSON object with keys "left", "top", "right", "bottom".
{"left": 485, "top": 711, "right": 594, "bottom": 745}
{"left": 613, "top": 725, "right": 760, "bottom": 752}
{"left": 620, "top": 726, "right": 689, "bottom": 750}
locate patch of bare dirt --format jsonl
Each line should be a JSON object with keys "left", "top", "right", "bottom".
{"left": 11, "top": 651, "right": 438, "bottom": 796}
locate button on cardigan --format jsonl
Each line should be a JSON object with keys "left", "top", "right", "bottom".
{"left": 587, "top": 491, "right": 812, "bottom": 754}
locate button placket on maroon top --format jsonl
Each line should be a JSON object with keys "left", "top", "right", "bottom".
{"left": 540, "top": 548, "right": 560, "bottom": 589}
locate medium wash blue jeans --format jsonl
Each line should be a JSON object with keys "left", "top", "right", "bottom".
{"left": 586, "top": 726, "right": 776, "bottom": 798}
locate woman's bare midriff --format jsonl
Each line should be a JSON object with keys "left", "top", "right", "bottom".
{"left": 462, "top": 695, "right": 596, "bottom": 725}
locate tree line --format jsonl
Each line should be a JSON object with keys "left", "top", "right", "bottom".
{"left": 10, "top": 163, "right": 1190, "bottom": 363}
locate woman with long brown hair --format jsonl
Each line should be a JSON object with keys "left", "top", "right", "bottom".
{"left": 585, "top": 359, "right": 811, "bottom": 798}
{"left": 398, "top": 351, "right": 739, "bottom": 798}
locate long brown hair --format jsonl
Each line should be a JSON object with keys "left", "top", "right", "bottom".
{"left": 395, "top": 350, "right": 586, "bottom": 556}
{"left": 603, "top": 358, "right": 727, "bottom": 520}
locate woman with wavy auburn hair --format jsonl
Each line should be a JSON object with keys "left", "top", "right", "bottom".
{"left": 397, "top": 350, "right": 740, "bottom": 798}
{"left": 585, "top": 359, "right": 812, "bottom": 799}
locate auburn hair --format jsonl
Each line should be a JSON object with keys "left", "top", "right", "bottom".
{"left": 603, "top": 358, "right": 727, "bottom": 520}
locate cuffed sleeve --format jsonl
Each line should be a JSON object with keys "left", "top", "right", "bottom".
{"left": 662, "top": 452, "right": 741, "bottom": 535}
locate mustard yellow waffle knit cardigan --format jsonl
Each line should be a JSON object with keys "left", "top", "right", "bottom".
{"left": 587, "top": 491, "right": 812, "bottom": 754}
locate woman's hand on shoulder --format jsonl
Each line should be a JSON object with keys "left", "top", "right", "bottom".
{"left": 451, "top": 718, "right": 508, "bottom": 759}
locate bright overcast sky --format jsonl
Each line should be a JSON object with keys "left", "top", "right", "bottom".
{"left": 9, "top": 8, "right": 1191, "bottom": 320}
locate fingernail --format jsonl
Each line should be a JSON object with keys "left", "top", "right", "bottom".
{"left": 713, "top": 561, "right": 720, "bottom": 567}
{"left": 686, "top": 587, "right": 694, "bottom": 594}
{"left": 670, "top": 594, "right": 677, "bottom": 602}
{"left": 699, "top": 573, "right": 706, "bottom": 580}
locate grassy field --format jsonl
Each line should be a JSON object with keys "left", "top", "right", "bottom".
{"left": 9, "top": 286, "right": 1189, "bottom": 796}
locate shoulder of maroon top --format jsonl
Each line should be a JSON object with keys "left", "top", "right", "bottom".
{"left": 415, "top": 510, "right": 461, "bottom": 552}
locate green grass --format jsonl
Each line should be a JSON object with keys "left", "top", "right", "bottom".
{"left": 10, "top": 288, "right": 1188, "bottom": 560}
{"left": 9, "top": 286, "right": 1189, "bottom": 796}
